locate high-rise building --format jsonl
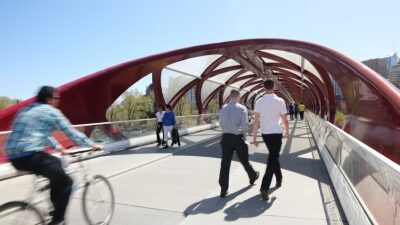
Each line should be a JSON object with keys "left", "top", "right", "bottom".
{"left": 329, "top": 75, "right": 343, "bottom": 100}
{"left": 145, "top": 83, "right": 154, "bottom": 96}
{"left": 362, "top": 52, "right": 398, "bottom": 78}
{"left": 389, "top": 60, "right": 400, "bottom": 88}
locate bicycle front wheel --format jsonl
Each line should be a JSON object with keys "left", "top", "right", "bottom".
{"left": 0, "top": 201, "right": 45, "bottom": 225}
{"left": 82, "top": 175, "right": 115, "bottom": 225}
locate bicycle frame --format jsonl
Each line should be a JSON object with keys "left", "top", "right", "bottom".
{"left": 23, "top": 153, "right": 94, "bottom": 212}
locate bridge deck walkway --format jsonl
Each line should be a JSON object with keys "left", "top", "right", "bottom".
{"left": 0, "top": 119, "right": 347, "bottom": 225}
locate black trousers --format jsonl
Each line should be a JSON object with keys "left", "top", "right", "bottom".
{"left": 156, "top": 122, "right": 164, "bottom": 145}
{"left": 261, "top": 134, "right": 283, "bottom": 191}
{"left": 289, "top": 112, "right": 294, "bottom": 120}
{"left": 294, "top": 111, "right": 298, "bottom": 119}
{"left": 219, "top": 133, "right": 257, "bottom": 192}
{"left": 11, "top": 152, "right": 72, "bottom": 222}
{"left": 299, "top": 111, "right": 304, "bottom": 120}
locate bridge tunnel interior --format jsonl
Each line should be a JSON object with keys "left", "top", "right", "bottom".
{"left": 0, "top": 39, "right": 399, "bottom": 163}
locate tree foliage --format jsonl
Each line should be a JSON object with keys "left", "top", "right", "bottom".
{"left": 0, "top": 96, "right": 20, "bottom": 110}
{"left": 106, "top": 87, "right": 219, "bottom": 122}
{"left": 106, "top": 89, "right": 156, "bottom": 121}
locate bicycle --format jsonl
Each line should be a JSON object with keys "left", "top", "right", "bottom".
{"left": 0, "top": 147, "right": 115, "bottom": 225}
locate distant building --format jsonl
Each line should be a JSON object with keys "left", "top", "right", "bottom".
{"left": 389, "top": 61, "right": 400, "bottom": 88}
{"left": 362, "top": 52, "right": 398, "bottom": 79}
{"left": 187, "top": 87, "right": 196, "bottom": 104}
{"left": 145, "top": 83, "right": 154, "bottom": 96}
{"left": 330, "top": 75, "right": 343, "bottom": 100}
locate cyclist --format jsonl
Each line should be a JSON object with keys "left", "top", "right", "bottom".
{"left": 5, "top": 86, "right": 102, "bottom": 225}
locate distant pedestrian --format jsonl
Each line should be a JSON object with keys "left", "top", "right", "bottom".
{"left": 155, "top": 105, "right": 165, "bottom": 147}
{"left": 288, "top": 103, "right": 294, "bottom": 120}
{"left": 299, "top": 102, "right": 305, "bottom": 120}
{"left": 218, "top": 90, "right": 259, "bottom": 198}
{"left": 252, "top": 79, "right": 289, "bottom": 201}
{"left": 294, "top": 103, "right": 299, "bottom": 119}
{"left": 162, "top": 105, "right": 177, "bottom": 149}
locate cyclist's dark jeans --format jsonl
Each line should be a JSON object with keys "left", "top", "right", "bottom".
{"left": 11, "top": 151, "right": 72, "bottom": 222}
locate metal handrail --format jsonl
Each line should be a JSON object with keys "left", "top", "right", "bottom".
{"left": 306, "top": 111, "right": 400, "bottom": 225}
{"left": 0, "top": 113, "right": 220, "bottom": 135}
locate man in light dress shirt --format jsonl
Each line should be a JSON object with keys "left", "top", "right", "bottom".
{"left": 253, "top": 79, "right": 289, "bottom": 201}
{"left": 218, "top": 90, "right": 259, "bottom": 197}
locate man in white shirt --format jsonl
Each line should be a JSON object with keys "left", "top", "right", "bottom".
{"left": 252, "top": 79, "right": 289, "bottom": 201}
{"left": 155, "top": 105, "right": 165, "bottom": 146}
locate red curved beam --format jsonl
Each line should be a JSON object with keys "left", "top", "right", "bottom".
{"left": 0, "top": 39, "right": 398, "bottom": 166}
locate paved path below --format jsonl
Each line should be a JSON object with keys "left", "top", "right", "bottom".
{"left": 0, "top": 119, "right": 348, "bottom": 225}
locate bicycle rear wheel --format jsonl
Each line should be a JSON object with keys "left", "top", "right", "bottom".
{"left": 0, "top": 201, "right": 45, "bottom": 225}
{"left": 82, "top": 175, "right": 115, "bottom": 225}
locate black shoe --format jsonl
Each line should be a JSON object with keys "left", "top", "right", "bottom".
{"left": 260, "top": 189, "right": 270, "bottom": 201}
{"left": 249, "top": 171, "right": 260, "bottom": 185}
{"left": 163, "top": 145, "right": 169, "bottom": 149}
{"left": 220, "top": 190, "right": 228, "bottom": 198}
{"left": 157, "top": 143, "right": 161, "bottom": 147}
{"left": 276, "top": 180, "right": 282, "bottom": 188}
{"left": 171, "top": 142, "right": 175, "bottom": 147}
{"left": 48, "top": 219, "right": 65, "bottom": 225}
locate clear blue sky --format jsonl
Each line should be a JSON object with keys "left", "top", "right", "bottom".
{"left": 1, "top": 0, "right": 399, "bottom": 99}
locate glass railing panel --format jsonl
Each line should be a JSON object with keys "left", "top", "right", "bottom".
{"left": 306, "top": 111, "right": 400, "bottom": 225}
{"left": 0, "top": 114, "right": 220, "bottom": 163}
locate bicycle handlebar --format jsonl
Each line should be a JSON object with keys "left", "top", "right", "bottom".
{"left": 65, "top": 146, "right": 104, "bottom": 156}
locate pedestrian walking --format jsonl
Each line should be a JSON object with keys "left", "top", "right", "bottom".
{"left": 162, "top": 105, "right": 177, "bottom": 149}
{"left": 294, "top": 103, "right": 299, "bottom": 119}
{"left": 155, "top": 105, "right": 165, "bottom": 146}
{"left": 299, "top": 102, "right": 305, "bottom": 120}
{"left": 288, "top": 103, "right": 294, "bottom": 120}
{"left": 252, "top": 79, "right": 289, "bottom": 201}
{"left": 219, "top": 90, "right": 259, "bottom": 198}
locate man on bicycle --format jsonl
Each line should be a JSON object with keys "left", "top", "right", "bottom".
{"left": 5, "top": 86, "right": 102, "bottom": 225}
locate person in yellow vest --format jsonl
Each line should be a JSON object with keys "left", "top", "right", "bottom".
{"left": 299, "top": 102, "right": 306, "bottom": 120}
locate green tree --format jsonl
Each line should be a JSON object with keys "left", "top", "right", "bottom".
{"left": 207, "top": 98, "right": 219, "bottom": 113}
{"left": 106, "top": 103, "right": 123, "bottom": 121}
{"left": 174, "top": 96, "right": 191, "bottom": 116}
{"left": 0, "top": 96, "right": 20, "bottom": 110}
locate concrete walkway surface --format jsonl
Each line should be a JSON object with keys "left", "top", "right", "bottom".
{"left": 0, "top": 119, "right": 348, "bottom": 225}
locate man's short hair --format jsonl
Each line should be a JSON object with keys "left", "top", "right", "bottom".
{"left": 165, "top": 104, "right": 172, "bottom": 110}
{"left": 37, "top": 86, "right": 56, "bottom": 104}
{"left": 230, "top": 89, "right": 240, "bottom": 97}
{"left": 264, "top": 79, "right": 274, "bottom": 90}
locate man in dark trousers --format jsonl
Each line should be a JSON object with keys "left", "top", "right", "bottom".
{"left": 288, "top": 103, "right": 294, "bottom": 120}
{"left": 252, "top": 79, "right": 289, "bottom": 201}
{"left": 5, "top": 86, "right": 102, "bottom": 225}
{"left": 219, "top": 90, "right": 259, "bottom": 197}
{"left": 155, "top": 105, "right": 165, "bottom": 146}
{"left": 294, "top": 103, "right": 299, "bottom": 119}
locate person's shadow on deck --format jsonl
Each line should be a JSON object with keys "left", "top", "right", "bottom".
{"left": 184, "top": 186, "right": 252, "bottom": 216}
{"left": 184, "top": 186, "right": 277, "bottom": 221}
{"left": 224, "top": 195, "right": 276, "bottom": 221}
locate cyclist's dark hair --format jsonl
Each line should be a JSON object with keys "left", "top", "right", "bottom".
{"left": 166, "top": 104, "right": 172, "bottom": 110}
{"left": 264, "top": 79, "right": 274, "bottom": 90}
{"left": 36, "top": 86, "right": 56, "bottom": 104}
